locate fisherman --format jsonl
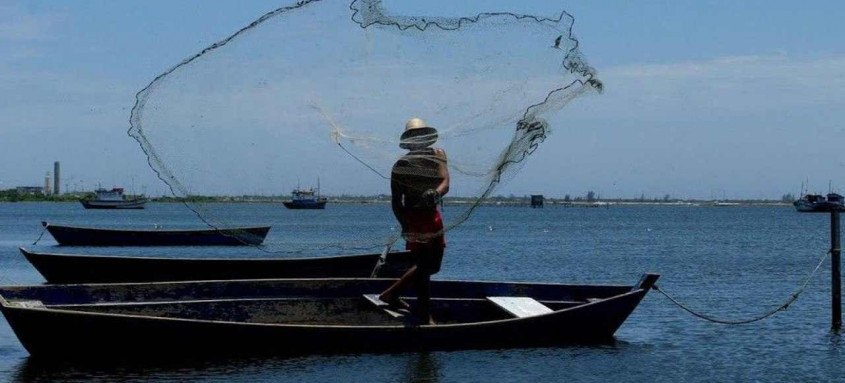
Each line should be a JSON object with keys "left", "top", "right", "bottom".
{"left": 378, "top": 117, "right": 450, "bottom": 325}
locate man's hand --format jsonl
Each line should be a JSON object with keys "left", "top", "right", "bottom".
{"left": 422, "top": 189, "right": 440, "bottom": 207}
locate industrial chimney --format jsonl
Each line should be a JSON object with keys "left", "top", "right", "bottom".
{"left": 53, "top": 161, "right": 60, "bottom": 195}
{"left": 44, "top": 172, "right": 52, "bottom": 195}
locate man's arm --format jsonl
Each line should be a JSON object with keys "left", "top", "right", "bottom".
{"left": 434, "top": 148, "right": 450, "bottom": 197}
{"left": 391, "top": 177, "right": 406, "bottom": 231}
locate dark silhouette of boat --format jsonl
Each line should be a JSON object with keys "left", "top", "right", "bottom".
{"left": 0, "top": 273, "right": 658, "bottom": 359}
{"left": 80, "top": 188, "right": 147, "bottom": 209}
{"left": 41, "top": 222, "right": 270, "bottom": 246}
{"left": 794, "top": 193, "right": 845, "bottom": 213}
{"left": 283, "top": 179, "right": 327, "bottom": 209}
{"left": 282, "top": 188, "right": 327, "bottom": 209}
{"left": 19, "top": 247, "right": 414, "bottom": 283}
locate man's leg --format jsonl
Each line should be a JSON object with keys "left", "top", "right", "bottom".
{"left": 414, "top": 270, "right": 434, "bottom": 324}
{"left": 379, "top": 265, "right": 417, "bottom": 307}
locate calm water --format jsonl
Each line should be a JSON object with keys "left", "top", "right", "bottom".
{"left": 0, "top": 202, "right": 842, "bottom": 382}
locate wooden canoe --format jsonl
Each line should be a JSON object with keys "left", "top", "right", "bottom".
{"left": 0, "top": 274, "right": 658, "bottom": 359}
{"left": 19, "top": 247, "right": 414, "bottom": 283}
{"left": 41, "top": 221, "right": 270, "bottom": 246}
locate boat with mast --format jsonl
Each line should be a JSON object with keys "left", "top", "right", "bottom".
{"left": 80, "top": 187, "right": 147, "bottom": 209}
{"left": 793, "top": 180, "right": 845, "bottom": 212}
{"left": 283, "top": 178, "right": 327, "bottom": 209}
{"left": 794, "top": 193, "right": 844, "bottom": 213}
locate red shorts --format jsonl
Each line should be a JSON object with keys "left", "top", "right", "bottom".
{"left": 403, "top": 209, "right": 446, "bottom": 252}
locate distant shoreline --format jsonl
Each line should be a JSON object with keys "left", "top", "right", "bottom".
{"left": 0, "top": 194, "right": 793, "bottom": 207}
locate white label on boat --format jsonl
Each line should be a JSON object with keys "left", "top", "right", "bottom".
{"left": 487, "top": 297, "right": 553, "bottom": 318}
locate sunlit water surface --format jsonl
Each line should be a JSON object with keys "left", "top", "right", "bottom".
{"left": 0, "top": 202, "right": 841, "bottom": 382}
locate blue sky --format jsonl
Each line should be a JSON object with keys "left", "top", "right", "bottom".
{"left": 1, "top": 0, "right": 843, "bottom": 199}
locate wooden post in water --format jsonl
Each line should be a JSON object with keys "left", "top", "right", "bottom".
{"left": 832, "top": 209, "right": 841, "bottom": 330}
{"left": 799, "top": 192, "right": 843, "bottom": 330}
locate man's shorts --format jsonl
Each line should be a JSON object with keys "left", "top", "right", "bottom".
{"left": 415, "top": 246, "right": 444, "bottom": 276}
{"left": 403, "top": 208, "right": 446, "bottom": 275}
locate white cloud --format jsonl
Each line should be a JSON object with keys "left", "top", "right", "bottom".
{"left": 513, "top": 53, "right": 845, "bottom": 199}
{"left": 589, "top": 54, "right": 845, "bottom": 118}
{"left": 0, "top": 3, "right": 62, "bottom": 41}
{"left": 604, "top": 54, "right": 845, "bottom": 88}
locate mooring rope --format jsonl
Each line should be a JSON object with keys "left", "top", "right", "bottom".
{"left": 654, "top": 250, "right": 831, "bottom": 325}
{"left": 31, "top": 222, "right": 49, "bottom": 246}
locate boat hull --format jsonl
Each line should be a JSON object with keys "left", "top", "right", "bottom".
{"left": 793, "top": 200, "right": 845, "bottom": 213}
{"left": 20, "top": 248, "right": 415, "bottom": 283}
{"left": 0, "top": 275, "right": 658, "bottom": 359}
{"left": 80, "top": 199, "right": 147, "bottom": 209}
{"left": 282, "top": 201, "right": 327, "bottom": 209}
{"left": 43, "top": 222, "right": 270, "bottom": 246}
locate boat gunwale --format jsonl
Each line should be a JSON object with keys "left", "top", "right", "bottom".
{"left": 49, "top": 296, "right": 589, "bottom": 309}
{"left": 0, "top": 275, "right": 641, "bottom": 290}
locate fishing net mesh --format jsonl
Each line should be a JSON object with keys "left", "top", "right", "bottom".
{"left": 129, "top": 0, "right": 600, "bottom": 253}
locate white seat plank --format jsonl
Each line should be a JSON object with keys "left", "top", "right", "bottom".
{"left": 363, "top": 294, "right": 407, "bottom": 318}
{"left": 487, "top": 296, "right": 553, "bottom": 318}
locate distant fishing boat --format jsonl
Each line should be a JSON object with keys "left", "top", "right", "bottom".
{"left": 0, "top": 274, "right": 659, "bottom": 358}
{"left": 283, "top": 178, "right": 327, "bottom": 209}
{"left": 794, "top": 193, "right": 845, "bottom": 213}
{"left": 711, "top": 201, "right": 740, "bottom": 207}
{"left": 41, "top": 221, "right": 270, "bottom": 246}
{"left": 80, "top": 188, "right": 146, "bottom": 209}
{"left": 19, "top": 247, "right": 414, "bottom": 283}
{"left": 282, "top": 188, "right": 327, "bottom": 209}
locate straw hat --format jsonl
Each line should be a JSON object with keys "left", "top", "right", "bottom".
{"left": 399, "top": 118, "right": 438, "bottom": 149}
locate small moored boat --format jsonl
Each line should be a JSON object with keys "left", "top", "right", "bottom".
{"left": 283, "top": 179, "right": 327, "bottom": 209}
{"left": 711, "top": 201, "right": 740, "bottom": 207}
{"left": 41, "top": 222, "right": 271, "bottom": 246}
{"left": 793, "top": 193, "right": 845, "bottom": 213}
{"left": 19, "top": 247, "right": 414, "bottom": 283}
{"left": 80, "top": 188, "right": 147, "bottom": 210}
{"left": 0, "top": 274, "right": 658, "bottom": 359}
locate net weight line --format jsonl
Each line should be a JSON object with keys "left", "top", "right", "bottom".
{"left": 654, "top": 250, "right": 831, "bottom": 325}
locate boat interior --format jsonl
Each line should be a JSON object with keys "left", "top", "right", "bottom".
{"left": 51, "top": 297, "right": 591, "bottom": 325}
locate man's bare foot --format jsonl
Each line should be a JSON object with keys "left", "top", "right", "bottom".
{"left": 378, "top": 293, "right": 410, "bottom": 310}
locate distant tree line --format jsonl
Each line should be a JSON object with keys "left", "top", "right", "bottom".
{"left": 0, "top": 188, "right": 802, "bottom": 204}
{"left": 0, "top": 189, "right": 85, "bottom": 202}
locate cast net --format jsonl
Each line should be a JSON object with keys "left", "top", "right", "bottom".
{"left": 128, "top": 0, "right": 601, "bottom": 254}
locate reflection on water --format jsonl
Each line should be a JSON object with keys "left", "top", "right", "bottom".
{"left": 828, "top": 329, "right": 842, "bottom": 347}
{"left": 12, "top": 357, "right": 246, "bottom": 382}
{"left": 6, "top": 333, "right": 626, "bottom": 382}
{"left": 402, "top": 352, "right": 440, "bottom": 383}
{"left": 11, "top": 351, "right": 448, "bottom": 383}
